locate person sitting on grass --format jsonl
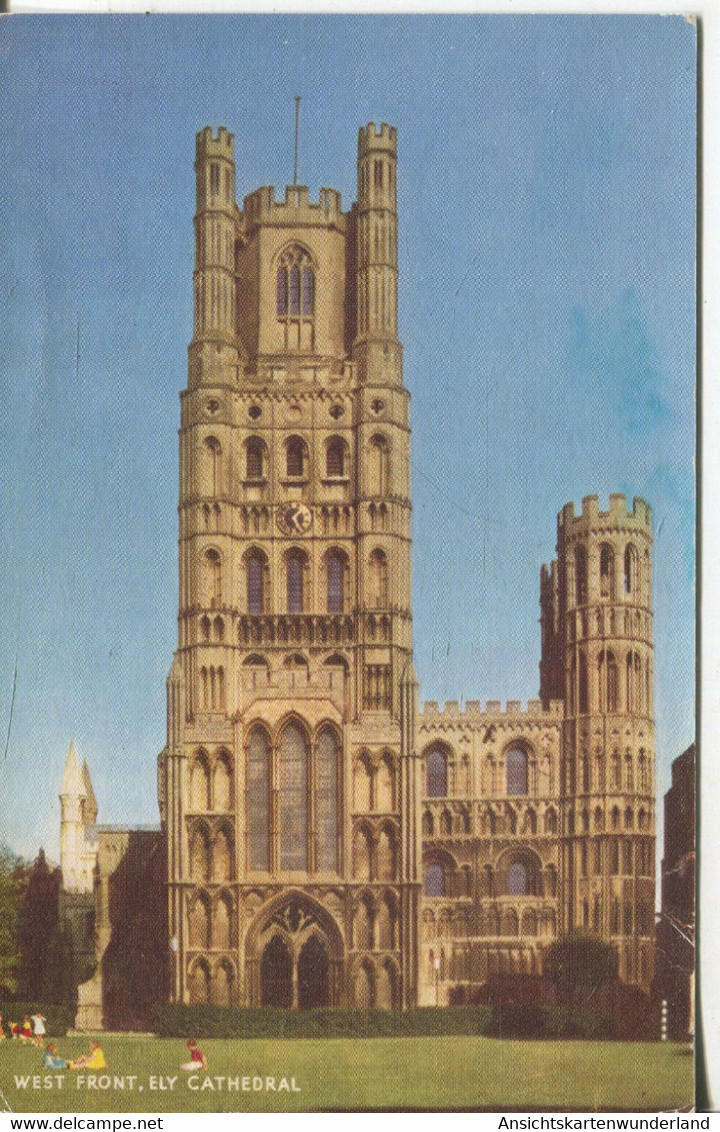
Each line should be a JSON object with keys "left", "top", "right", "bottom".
{"left": 42, "top": 1043, "right": 68, "bottom": 1070}
{"left": 180, "top": 1039, "right": 207, "bottom": 1071}
{"left": 69, "top": 1041, "right": 106, "bottom": 1070}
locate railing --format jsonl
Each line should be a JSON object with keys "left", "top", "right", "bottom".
{"left": 237, "top": 613, "right": 355, "bottom": 647}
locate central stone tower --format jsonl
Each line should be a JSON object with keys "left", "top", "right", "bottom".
{"left": 158, "top": 122, "right": 421, "bottom": 1009}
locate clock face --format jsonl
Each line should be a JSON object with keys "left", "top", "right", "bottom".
{"left": 276, "top": 502, "right": 313, "bottom": 537}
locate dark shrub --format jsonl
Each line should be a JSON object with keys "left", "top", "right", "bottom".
{"left": 1, "top": 1003, "right": 74, "bottom": 1037}
{"left": 149, "top": 1004, "right": 493, "bottom": 1039}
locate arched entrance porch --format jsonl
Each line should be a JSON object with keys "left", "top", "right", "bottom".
{"left": 245, "top": 892, "right": 344, "bottom": 1008}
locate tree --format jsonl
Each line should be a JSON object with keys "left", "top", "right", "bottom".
{"left": 18, "top": 849, "right": 62, "bottom": 1002}
{"left": 545, "top": 931, "right": 619, "bottom": 1008}
{"left": 0, "top": 844, "right": 24, "bottom": 996}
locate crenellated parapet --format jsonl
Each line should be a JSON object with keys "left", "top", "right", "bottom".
{"left": 358, "top": 121, "right": 398, "bottom": 156}
{"left": 240, "top": 186, "right": 347, "bottom": 232}
{"left": 558, "top": 493, "right": 652, "bottom": 535}
{"left": 420, "top": 699, "right": 563, "bottom": 721}
{"left": 196, "top": 125, "right": 235, "bottom": 157}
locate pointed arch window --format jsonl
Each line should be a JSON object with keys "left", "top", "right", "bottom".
{"left": 204, "top": 436, "right": 221, "bottom": 496}
{"left": 247, "top": 717, "right": 343, "bottom": 876}
{"left": 426, "top": 747, "right": 448, "bottom": 797}
{"left": 279, "top": 722, "right": 309, "bottom": 871}
{"left": 316, "top": 727, "right": 339, "bottom": 872}
{"left": 600, "top": 544, "right": 615, "bottom": 600}
{"left": 286, "top": 549, "right": 307, "bottom": 613}
{"left": 289, "top": 263, "right": 301, "bottom": 315}
{"left": 638, "top": 749, "right": 649, "bottom": 791}
{"left": 368, "top": 548, "right": 388, "bottom": 607}
{"left": 276, "top": 246, "right": 315, "bottom": 350}
{"left": 575, "top": 545, "right": 588, "bottom": 605}
{"left": 507, "top": 860, "right": 529, "bottom": 896}
{"left": 245, "top": 437, "right": 267, "bottom": 481}
{"left": 285, "top": 436, "right": 307, "bottom": 479}
{"left": 326, "top": 436, "right": 347, "bottom": 478}
{"left": 326, "top": 550, "right": 347, "bottom": 614}
{"left": 302, "top": 266, "right": 314, "bottom": 315}
{"left": 424, "top": 863, "right": 445, "bottom": 897}
{"left": 204, "top": 549, "right": 222, "bottom": 608}
{"left": 247, "top": 727, "right": 271, "bottom": 871}
{"left": 624, "top": 544, "right": 638, "bottom": 596}
{"left": 599, "top": 650, "right": 619, "bottom": 713}
{"left": 246, "top": 548, "right": 268, "bottom": 614}
{"left": 369, "top": 435, "right": 390, "bottom": 496}
{"left": 276, "top": 248, "right": 315, "bottom": 315}
{"left": 578, "top": 651, "right": 589, "bottom": 713}
{"left": 506, "top": 748, "right": 528, "bottom": 795}
{"left": 276, "top": 266, "right": 288, "bottom": 315}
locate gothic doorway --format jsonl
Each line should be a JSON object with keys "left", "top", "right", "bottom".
{"left": 260, "top": 935, "right": 293, "bottom": 1007}
{"left": 248, "top": 893, "right": 343, "bottom": 1008}
{"left": 298, "top": 934, "right": 329, "bottom": 1008}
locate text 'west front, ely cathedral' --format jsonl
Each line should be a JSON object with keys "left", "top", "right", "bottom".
{"left": 58, "top": 121, "right": 656, "bottom": 1028}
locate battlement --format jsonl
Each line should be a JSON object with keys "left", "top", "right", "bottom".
{"left": 196, "top": 126, "right": 235, "bottom": 160}
{"left": 559, "top": 494, "right": 652, "bottom": 532}
{"left": 420, "top": 699, "right": 563, "bottom": 719}
{"left": 241, "top": 185, "right": 346, "bottom": 228}
{"left": 358, "top": 122, "right": 397, "bottom": 156}
{"left": 237, "top": 665, "right": 346, "bottom": 712}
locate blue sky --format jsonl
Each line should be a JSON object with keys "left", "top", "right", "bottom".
{"left": 0, "top": 14, "right": 695, "bottom": 862}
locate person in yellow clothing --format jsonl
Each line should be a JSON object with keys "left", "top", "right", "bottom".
{"left": 70, "top": 1041, "right": 106, "bottom": 1070}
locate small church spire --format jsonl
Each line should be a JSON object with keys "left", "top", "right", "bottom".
{"left": 60, "top": 739, "right": 84, "bottom": 797}
{"left": 81, "top": 761, "right": 98, "bottom": 824}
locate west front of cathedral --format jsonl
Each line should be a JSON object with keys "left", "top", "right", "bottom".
{"left": 58, "top": 123, "right": 656, "bottom": 1028}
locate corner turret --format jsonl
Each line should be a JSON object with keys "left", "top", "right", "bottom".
{"left": 547, "top": 494, "right": 656, "bottom": 989}
{"left": 189, "top": 125, "right": 243, "bottom": 388}
{"left": 353, "top": 122, "right": 401, "bottom": 384}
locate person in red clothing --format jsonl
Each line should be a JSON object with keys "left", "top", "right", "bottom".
{"left": 180, "top": 1039, "right": 207, "bottom": 1071}
{"left": 19, "top": 1017, "right": 33, "bottom": 1043}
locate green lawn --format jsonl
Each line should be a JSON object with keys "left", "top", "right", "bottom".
{"left": 0, "top": 1035, "right": 693, "bottom": 1113}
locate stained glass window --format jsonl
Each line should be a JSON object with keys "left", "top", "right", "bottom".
{"left": 507, "top": 860, "right": 528, "bottom": 895}
{"left": 327, "top": 552, "right": 345, "bottom": 613}
{"left": 279, "top": 723, "right": 308, "bottom": 870}
{"left": 316, "top": 727, "right": 338, "bottom": 872}
{"left": 247, "top": 728, "right": 270, "bottom": 871}
{"left": 426, "top": 748, "right": 447, "bottom": 797}
{"left": 506, "top": 748, "right": 528, "bottom": 795}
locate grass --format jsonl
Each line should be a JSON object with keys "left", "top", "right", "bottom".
{"left": 0, "top": 1035, "right": 693, "bottom": 1113}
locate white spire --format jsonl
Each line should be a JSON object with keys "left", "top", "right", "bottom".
{"left": 81, "top": 761, "right": 98, "bottom": 823}
{"left": 60, "top": 739, "right": 85, "bottom": 797}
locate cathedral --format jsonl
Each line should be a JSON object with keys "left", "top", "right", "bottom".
{"left": 58, "top": 121, "right": 656, "bottom": 1028}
